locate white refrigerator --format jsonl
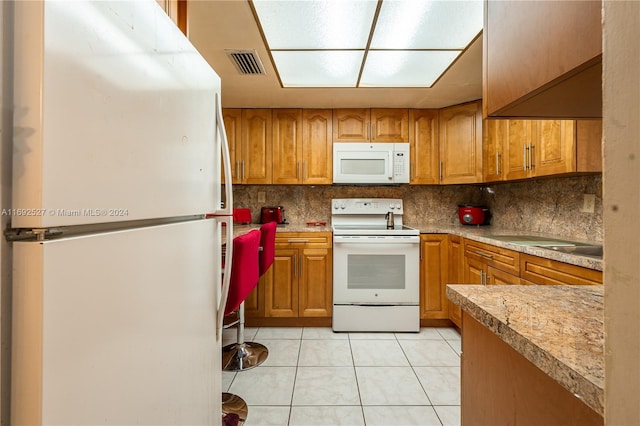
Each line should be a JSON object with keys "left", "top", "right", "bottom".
{"left": 10, "top": 1, "right": 233, "bottom": 424}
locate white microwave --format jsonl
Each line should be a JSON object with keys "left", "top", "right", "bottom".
{"left": 333, "top": 142, "right": 410, "bottom": 184}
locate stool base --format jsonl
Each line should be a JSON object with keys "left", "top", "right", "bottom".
{"left": 222, "top": 342, "right": 269, "bottom": 371}
{"left": 222, "top": 392, "right": 247, "bottom": 426}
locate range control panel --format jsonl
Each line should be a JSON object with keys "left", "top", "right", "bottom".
{"left": 331, "top": 198, "right": 403, "bottom": 215}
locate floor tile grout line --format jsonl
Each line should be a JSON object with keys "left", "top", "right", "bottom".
{"left": 346, "top": 331, "right": 368, "bottom": 425}
{"left": 287, "top": 329, "right": 304, "bottom": 426}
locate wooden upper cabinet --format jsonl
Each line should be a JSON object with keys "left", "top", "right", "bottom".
{"left": 272, "top": 109, "right": 333, "bottom": 185}
{"left": 272, "top": 109, "right": 303, "bottom": 185}
{"left": 333, "top": 108, "right": 408, "bottom": 142}
{"left": 370, "top": 109, "right": 409, "bottom": 142}
{"left": 504, "top": 120, "right": 534, "bottom": 181}
{"left": 302, "top": 110, "right": 333, "bottom": 185}
{"left": 503, "top": 119, "right": 601, "bottom": 180}
{"left": 222, "top": 108, "right": 242, "bottom": 184}
{"left": 241, "top": 109, "right": 272, "bottom": 184}
{"left": 534, "top": 120, "right": 576, "bottom": 176}
{"left": 409, "top": 109, "right": 439, "bottom": 184}
{"left": 483, "top": 119, "right": 507, "bottom": 182}
{"left": 439, "top": 101, "right": 483, "bottom": 184}
{"left": 483, "top": 1, "right": 602, "bottom": 118}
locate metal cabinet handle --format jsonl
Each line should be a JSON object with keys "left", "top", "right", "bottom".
{"left": 523, "top": 145, "right": 528, "bottom": 171}
{"left": 529, "top": 144, "right": 534, "bottom": 170}
{"left": 474, "top": 250, "right": 494, "bottom": 259}
{"left": 439, "top": 161, "right": 443, "bottom": 182}
{"left": 293, "top": 255, "right": 297, "bottom": 278}
{"left": 296, "top": 161, "right": 300, "bottom": 179}
{"left": 299, "top": 255, "right": 303, "bottom": 278}
{"left": 287, "top": 239, "right": 309, "bottom": 243}
{"left": 496, "top": 152, "right": 500, "bottom": 175}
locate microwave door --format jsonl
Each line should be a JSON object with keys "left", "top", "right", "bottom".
{"left": 334, "top": 151, "right": 393, "bottom": 184}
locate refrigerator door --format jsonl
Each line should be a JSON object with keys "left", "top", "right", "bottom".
{"left": 11, "top": 220, "right": 220, "bottom": 425}
{"left": 12, "top": 0, "right": 221, "bottom": 228}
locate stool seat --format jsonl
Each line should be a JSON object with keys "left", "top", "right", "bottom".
{"left": 222, "top": 222, "right": 276, "bottom": 372}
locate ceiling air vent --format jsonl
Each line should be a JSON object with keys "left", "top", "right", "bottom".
{"left": 225, "top": 49, "right": 266, "bottom": 75}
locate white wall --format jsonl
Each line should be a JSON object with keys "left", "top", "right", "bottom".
{"left": 0, "top": 1, "right": 13, "bottom": 425}
{"left": 603, "top": 1, "right": 640, "bottom": 424}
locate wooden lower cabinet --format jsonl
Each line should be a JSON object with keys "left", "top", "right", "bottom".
{"left": 447, "top": 235, "right": 464, "bottom": 328}
{"left": 464, "top": 239, "right": 520, "bottom": 285}
{"left": 420, "top": 234, "right": 449, "bottom": 320}
{"left": 462, "top": 312, "right": 603, "bottom": 425}
{"left": 248, "top": 232, "right": 332, "bottom": 325}
{"left": 520, "top": 253, "right": 602, "bottom": 285}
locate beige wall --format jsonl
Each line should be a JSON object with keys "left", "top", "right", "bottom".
{"left": 603, "top": 1, "right": 640, "bottom": 424}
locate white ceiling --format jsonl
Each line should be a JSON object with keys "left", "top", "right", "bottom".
{"left": 187, "top": 0, "right": 483, "bottom": 109}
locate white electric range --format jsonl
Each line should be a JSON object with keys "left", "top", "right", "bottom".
{"left": 331, "top": 198, "right": 420, "bottom": 332}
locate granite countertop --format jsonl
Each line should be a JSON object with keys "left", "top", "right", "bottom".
{"left": 231, "top": 222, "right": 602, "bottom": 271}
{"left": 446, "top": 284, "right": 604, "bottom": 416}
{"left": 409, "top": 223, "right": 603, "bottom": 271}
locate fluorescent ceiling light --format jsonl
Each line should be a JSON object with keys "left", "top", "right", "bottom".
{"left": 251, "top": 0, "right": 483, "bottom": 88}
{"left": 272, "top": 51, "right": 364, "bottom": 87}
{"left": 361, "top": 51, "right": 461, "bottom": 87}
{"left": 252, "top": 0, "right": 377, "bottom": 49}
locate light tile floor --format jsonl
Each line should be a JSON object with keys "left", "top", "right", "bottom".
{"left": 222, "top": 327, "right": 461, "bottom": 426}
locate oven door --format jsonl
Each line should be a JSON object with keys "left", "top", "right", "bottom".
{"left": 333, "top": 235, "right": 420, "bottom": 304}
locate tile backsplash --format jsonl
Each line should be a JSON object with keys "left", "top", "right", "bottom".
{"left": 231, "top": 174, "right": 602, "bottom": 242}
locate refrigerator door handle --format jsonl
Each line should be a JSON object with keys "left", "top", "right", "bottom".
{"left": 214, "top": 92, "right": 234, "bottom": 338}
{"left": 215, "top": 93, "right": 233, "bottom": 217}
{"left": 216, "top": 216, "right": 233, "bottom": 340}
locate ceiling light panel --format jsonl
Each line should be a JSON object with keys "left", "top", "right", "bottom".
{"left": 272, "top": 51, "right": 364, "bottom": 87}
{"left": 360, "top": 50, "right": 461, "bottom": 87}
{"left": 371, "top": 0, "right": 483, "bottom": 49}
{"left": 252, "top": 0, "right": 378, "bottom": 49}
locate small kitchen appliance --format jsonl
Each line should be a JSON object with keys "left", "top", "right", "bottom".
{"left": 458, "top": 205, "right": 491, "bottom": 225}
{"left": 260, "top": 206, "right": 285, "bottom": 224}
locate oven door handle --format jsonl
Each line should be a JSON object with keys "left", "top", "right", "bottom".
{"left": 334, "top": 236, "right": 420, "bottom": 244}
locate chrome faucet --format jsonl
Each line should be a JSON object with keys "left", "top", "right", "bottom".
{"left": 385, "top": 211, "right": 395, "bottom": 229}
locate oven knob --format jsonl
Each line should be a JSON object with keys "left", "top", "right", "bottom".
{"left": 375, "top": 293, "right": 378, "bottom": 297}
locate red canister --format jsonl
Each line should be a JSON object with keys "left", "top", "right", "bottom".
{"left": 458, "top": 206, "right": 490, "bottom": 225}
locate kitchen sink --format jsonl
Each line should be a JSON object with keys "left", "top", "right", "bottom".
{"left": 488, "top": 235, "right": 603, "bottom": 258}
{"left": 544, "top": 245, "right": 603, "bottom": 258}
{"left": 488, "top": 235, "right": 579, "bottom": 246}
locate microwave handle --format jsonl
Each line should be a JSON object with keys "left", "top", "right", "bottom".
{"left": 388, "top": 151, "right": 393, "bottom": 180}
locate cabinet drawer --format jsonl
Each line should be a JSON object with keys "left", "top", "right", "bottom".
{"left": 464, "top": 239, "right": 520, "bottom": 275}
{"left": 520, "top": 254, "right": 602, "bottom": 285}
{"left": 275, "top": 232, "right": 332, "bottom": 248}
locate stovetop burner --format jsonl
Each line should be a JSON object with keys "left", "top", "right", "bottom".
{"left": 331, "top": 198, "right": 418, "bottom": 236}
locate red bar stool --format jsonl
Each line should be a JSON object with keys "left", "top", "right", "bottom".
{"left": 221, "top": 230, "right": 261, "bottom": 426}
{"left": 222, "top": 221, "right": 277, "bottom": 372}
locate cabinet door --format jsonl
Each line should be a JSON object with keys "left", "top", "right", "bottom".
{"left": 504, "top": 120, "right": 534, "bottom": 180}
{"left": 483, "top": 119, "right": 507, "bottom": 182}
{"left": 464, "top": 256, "right": 485, "bottom": 285}
{"left": 302, "top": 109, "right": 333, "bottom": 185}
{"left": 448, "top": 235, "right": 464, "bottom": 327}
{"left": 244, "top": 274, "right": 266, "bottom": 318}
{"left": 487, "top": 265, "right": 521, "bottom": 285}
{"left": 371, "top": 108, "right": 409, "bottom": 142}
{"left": 483, "top": 1, "right": 602, "bottom": 118}
{"left": 222, "top": 109, "right": 242, "bottom": 184}
{"left": 266, "top": 248, "right": 298, "bottom": 317}
{"left": 420, "top": 235, "right": 449, "bottom": 319}
{"left": 439, "top": 101, "right": 483, "bottom": 184}
{"left": 241, "top": 109, "right": 272, "bottom": 184}
{"left": 299, "top": 248, "right": 332, "bottom": 317}
{"left": 533, "top": 120, "right": 576, "bottom": 176}
{"left": 333, "top": 109, "right": 370, "bottom": 141}
{"left": 409, "top": 109, "right": 439, "bottom": 184}
{"left": 272, "top": 109, "right": 303, "bottom": 184}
